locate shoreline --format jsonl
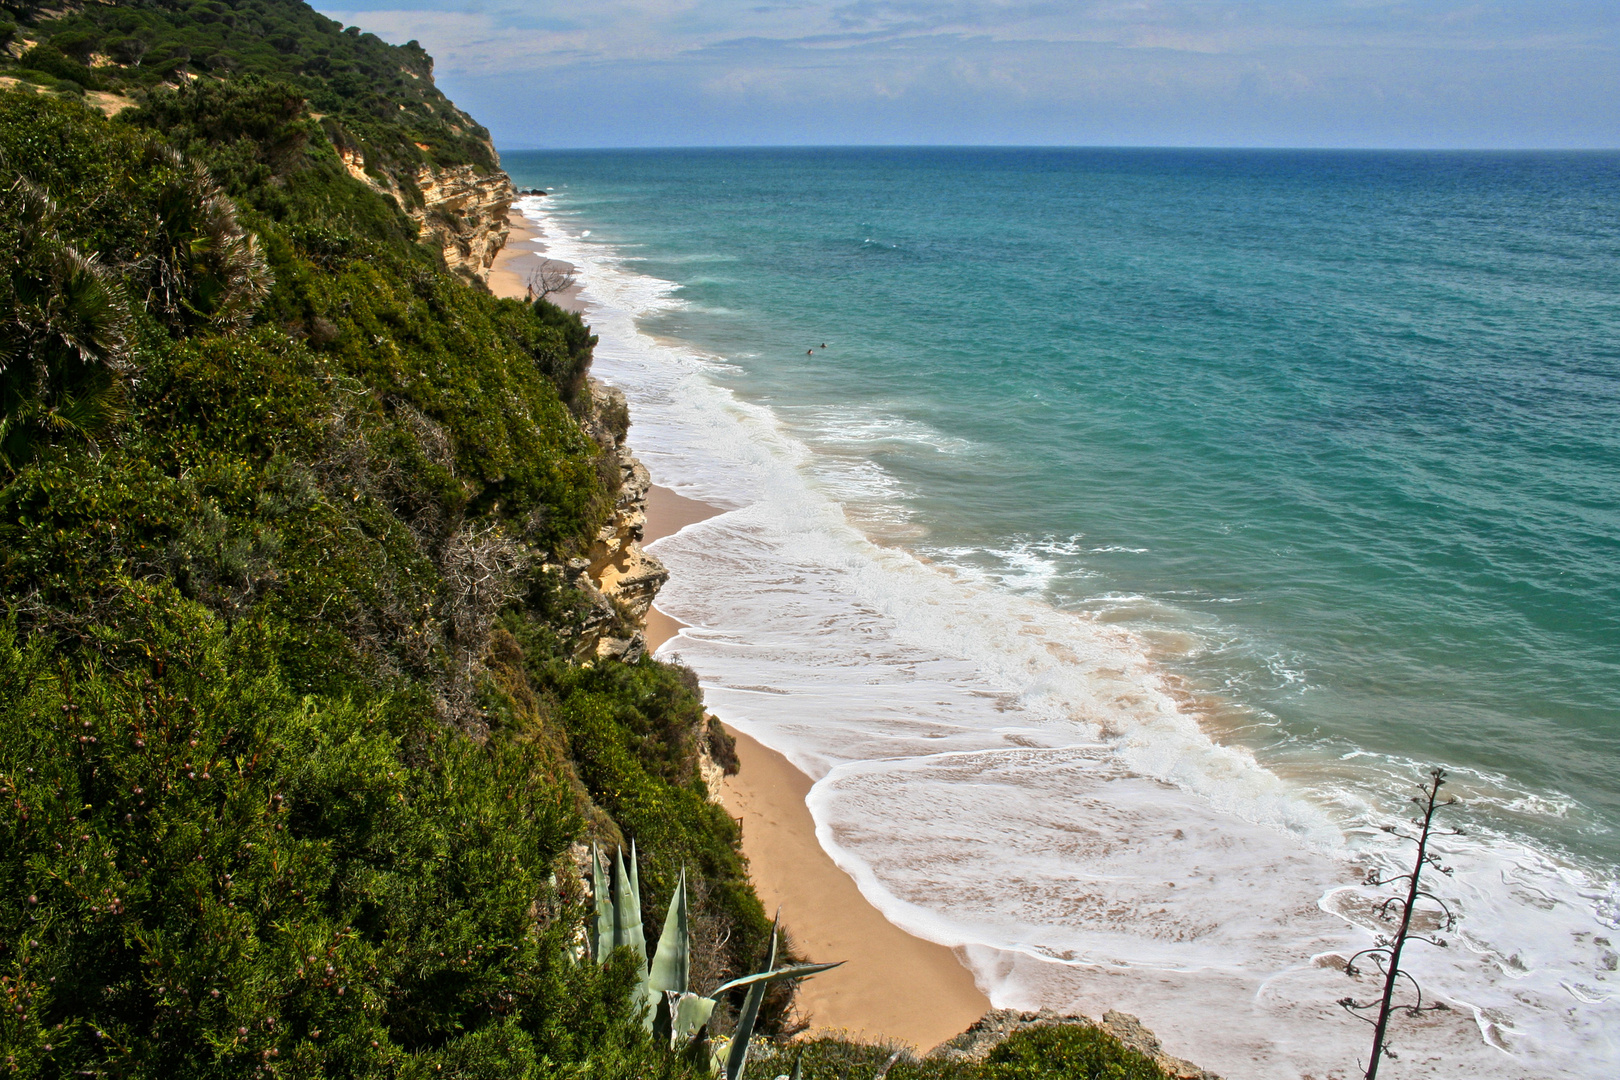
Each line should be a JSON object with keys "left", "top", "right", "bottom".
{"left": 716, "top": 728, "right": 993, "bottom": 1050}
{"left": 643, "top": 485, "right": 719, "bottom": 652}
{"left": 643, "top": 483, "right": 993, "bottom": 1050}
{"left": 487, "top": 203, "right": 586, "bottom": 312}
{"left": 490, "top": 215, "right": 995, "bottom": 1047}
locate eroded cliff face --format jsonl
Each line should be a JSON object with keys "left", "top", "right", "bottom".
{"left": 336, "top": 146, "right": 515, "bottom": 284}
{"left": 415, "top": 164, "right": 516, "bottom": 282}
{"left": 545, "top": 381, "right": 669, "bottom": 665}
{"left": 588, "top": 449, "right": 668, "bottom": 624}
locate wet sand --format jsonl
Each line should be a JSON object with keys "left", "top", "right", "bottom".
{"left": 644, "top": 485, "right": 722, "bottom": 651}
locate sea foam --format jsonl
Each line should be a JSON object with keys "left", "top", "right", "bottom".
{"left": 515, "top": 195, "right": 1619, "bottom": 1078}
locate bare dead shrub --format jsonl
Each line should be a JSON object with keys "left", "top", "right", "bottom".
{"left": 438, "top": 521, "right": 533, "bottom": 731}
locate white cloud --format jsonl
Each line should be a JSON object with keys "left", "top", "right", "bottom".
{"left": 322, "top": 2, "right": 1620, "bottom": 74}
{"left": 315, "top": 2, "right": 1620, "bottom": 146}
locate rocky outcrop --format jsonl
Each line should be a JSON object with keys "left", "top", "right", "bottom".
{"left": 335, "top": 147, "right": 515, "bottom": 284}
{"left": 695, "top": 715, "right": 738, "bottom": 799}
{"left": 589, "top": 450, "right": 667, "bottom": 621}
{"left": 553, "top": 556, "right": 628, "bottom": 661}
{"left": 928, "top": 1008, "right": 1220, "bottom": 1080}
{"left": 415, "top": 164, "right": 516, "bottom": 282}
{"left": 538, "top": 380, "right": 669, "bottom": 664}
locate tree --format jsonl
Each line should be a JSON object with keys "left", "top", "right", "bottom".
{"left": 109, "top": 36, "right": 151, "bottom": 67}
{"left": 1338, "top": 768, "right": 1461, "bottom": 1079}
{"left": 526, "top": 259, "right": 576, "bottom": 304}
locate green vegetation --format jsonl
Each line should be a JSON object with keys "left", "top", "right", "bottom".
{"left": 1, "top": 4, "right": 1177, "bottom": 1078}
{"left": 588, "top": 848, "right": 838, "bottom": 1070}
{"left": 753, "top": 1027, "right": 1169, "bottom": 1080}
{"left": 0, "top": 34, "right": 768, "bottom": 1077}
{"left": 0, "top": 616, "right": 674, "bottom": 1077}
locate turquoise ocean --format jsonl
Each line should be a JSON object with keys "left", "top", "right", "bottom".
{"left": 502, "top": 149, "right": 1620, "bottom": 1076}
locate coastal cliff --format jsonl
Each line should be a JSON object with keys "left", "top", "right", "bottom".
{"left": 336, "top": 147, "right": 516, "bottom": 283}
{"left": 416, "top": 163, "right": 516, "bottom": 282}
{"left": 0, "top": 9, "right": 785, "bottom": 1065}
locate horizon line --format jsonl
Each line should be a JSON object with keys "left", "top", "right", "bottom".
{"left": 495, "top": 142, "right": 1620, "bottom": 154}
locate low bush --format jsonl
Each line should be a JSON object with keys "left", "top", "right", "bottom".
{"left": 15, "top": 45, "right": 100, "bottom": 90}
{"left": 753, "top": 1026, "right": 1168, "bottom": 1080}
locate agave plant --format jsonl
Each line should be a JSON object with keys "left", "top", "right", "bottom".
{"left": 590, "top": 844, "right": 841, "bottom": 1080}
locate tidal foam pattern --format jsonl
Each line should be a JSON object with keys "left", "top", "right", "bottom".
{"left": 515, "top": 195, "right": 1618, "bottom": 1078}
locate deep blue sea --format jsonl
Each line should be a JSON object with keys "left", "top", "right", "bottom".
{"left": 502, "top": 148, "right": 1620, "bottom": 1076}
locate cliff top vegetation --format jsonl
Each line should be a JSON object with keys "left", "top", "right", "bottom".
{"left": 0, "top": 0, "right": 495, "bottom": 189}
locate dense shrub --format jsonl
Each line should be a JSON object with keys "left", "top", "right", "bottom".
{"left": 0, "top": 608, "right": 601, "bottom": 1075}
{"left": 0, "top": 0, "right": 498, "bottom": 177}
{"left": 0, "top": 94, "right": 605, "bottom": 681}
{"left": 978, "top": 1026, "right": 1167, "bottom": 1080}
{"left": 0, "top": 78, "right": 768, "bottom": 1075}
{"left": 15, "top": 45, "right": 101, "bottom": 89}
{"left": 753, "top": 1026, "right": 1169, "bottom": 1080}
{"left": 530, "top": 297, "right": 600, "bottom": 409}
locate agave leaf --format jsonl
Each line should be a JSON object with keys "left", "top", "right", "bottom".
{"left": 708, "top": 961, "right": 844, "bottom": 998}
{"left": 642, "top": 866, "right": 690, "bottom": 1031}
{"left": 790, "top": 1052, "right": 803, "bottom": 1080}
{"left": 672, "top": 991, "right": 718, "bottom": 1045}
{"left": 626, "top": 838, "right": 647, "bottom": 966}
{"left": 648, "top": 867, "right": 691, "bottom": 997}
{"left": 591, "top": 843, "right": 613, "bottom": 963}
{"left": 611, "top": 847, "right": 630, "bottom": 952}
{"left": 725, "top": 911, "right": 780, "bottom": 1080}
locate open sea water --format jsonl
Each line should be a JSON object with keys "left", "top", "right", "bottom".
{"left": 501, "top": 148, "right": 1620, "bottom": 1077}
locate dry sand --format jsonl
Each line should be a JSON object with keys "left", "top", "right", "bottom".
{"left": 643, "top": 485, "right": 992, "bottom": 1049}
{"left": 718, "top": 729, "right": 992, "bottom": 1050}
{"left": 487, "top": 206, "right": 585, "bottom": 312}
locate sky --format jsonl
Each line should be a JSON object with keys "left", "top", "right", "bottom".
{"left": 316, "top": 2, "right": 1620, "bottom": 149}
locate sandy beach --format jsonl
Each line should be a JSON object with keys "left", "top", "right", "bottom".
{"left": 717, "top": 730, "right": 992, "bottom": 1050}
{"left": 643, "top": 484, "right": 992, "bottom": 1050}
{"left": 487, "top": 205, "right": 585, "bottom": 312}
